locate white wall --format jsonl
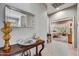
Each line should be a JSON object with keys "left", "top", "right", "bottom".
{"left": 49, "top": 5, "right": 77, "bottom": 48}
{"left": 0, "top": 3, "right": 48, "bottom": 47}
{"left": 77, "top": 4, "right": 79, "bottom": 55}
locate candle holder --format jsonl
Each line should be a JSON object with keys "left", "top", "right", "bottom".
{"left": 1, "top": 20, "right": 12, "bottom": 53}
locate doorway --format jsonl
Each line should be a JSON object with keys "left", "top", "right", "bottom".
{"left": 50, "top": 17, "right": 74, "bottom": 47}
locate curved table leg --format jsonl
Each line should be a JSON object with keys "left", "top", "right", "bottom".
{"left": 39, "top": 43, "right": 44, "bottom": 56}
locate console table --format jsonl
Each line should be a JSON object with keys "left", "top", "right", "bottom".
{"left": 0, "top": 40, "right": 45, "bottom": 56}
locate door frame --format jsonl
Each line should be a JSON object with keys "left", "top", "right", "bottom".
{"left": 50, "top": 16, "right": 77, "bottom": 48}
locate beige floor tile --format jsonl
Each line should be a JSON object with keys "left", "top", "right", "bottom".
{"left": 42, "top": 40, "right": 77, "bottom": 56}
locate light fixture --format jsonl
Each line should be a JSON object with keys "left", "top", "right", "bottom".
{"left": 56, "top": 7, "right": 60, "bottom": 10}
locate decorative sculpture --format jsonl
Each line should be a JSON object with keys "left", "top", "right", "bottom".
{"left": 1, "top": 20, "right": 12, "bottom": 53}
{"left": 34, "top": 33, "right": 41, "bottom": 42}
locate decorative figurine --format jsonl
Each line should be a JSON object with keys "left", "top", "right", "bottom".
{"left": 1, "top": 20, "right": 12, "bottom": 53}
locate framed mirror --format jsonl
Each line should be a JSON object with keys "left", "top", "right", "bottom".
{"left": 5, "top": 5, "right": 35, "bottom": 28}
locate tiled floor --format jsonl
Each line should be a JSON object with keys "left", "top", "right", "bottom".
{"left": 68, "top": 44, "right": 77, "bottom": 56}
{"left": 42, "top": 39, "right": 77, "bottom": 56}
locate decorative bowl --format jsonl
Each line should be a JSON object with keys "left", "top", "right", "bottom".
{"left": 17, "top": 39, "right": 36, "bottom": 46}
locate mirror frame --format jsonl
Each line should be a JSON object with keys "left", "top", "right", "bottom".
{"left": 4, "top": 5, "right": 35, "bottom": 28}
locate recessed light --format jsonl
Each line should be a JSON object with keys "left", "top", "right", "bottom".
{"left": 56, "top": 7, "right": 59, "bottom": 10}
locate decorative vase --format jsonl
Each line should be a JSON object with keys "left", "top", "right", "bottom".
{"left": 1, "top": 20, "right": 12, "bottom": 53}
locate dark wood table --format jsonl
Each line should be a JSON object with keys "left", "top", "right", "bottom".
{"left": 0, "top": 40, "right": 45, "bottom": 56}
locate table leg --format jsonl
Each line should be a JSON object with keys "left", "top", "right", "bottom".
{"left": 22, "top": 50, "right": 31, "bottom": 56}
{"left": 39, "top": 43, "right": 44, "bottom": 56}
{"left": 35, "top": 46, "right": 39, "bottom": 56}
{"left": 21, "top": 51, "right": 25, "bottom": 56}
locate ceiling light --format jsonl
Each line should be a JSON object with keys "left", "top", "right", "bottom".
{"left": 52, "top": 3, "right": 65, "bottom": 8}
{"left": 56, "top": 7, "right": 59, "bottom": 10}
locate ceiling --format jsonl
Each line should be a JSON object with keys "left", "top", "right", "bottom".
{"left": 44, "top": 3, "right": 76, "bottom": 16}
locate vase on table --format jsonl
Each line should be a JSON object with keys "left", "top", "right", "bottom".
{"left": 1, "top": 20, "right": 12, "bottom": 53}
